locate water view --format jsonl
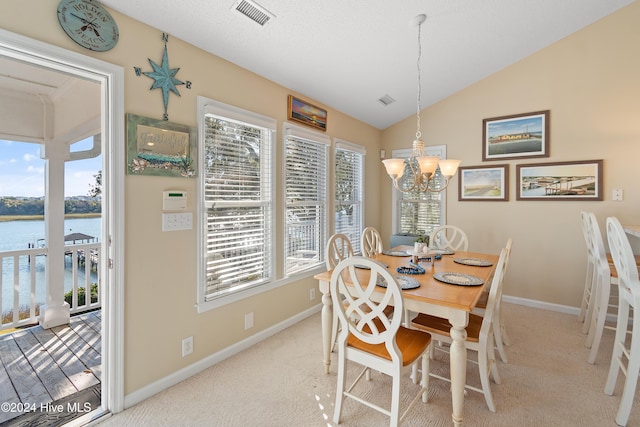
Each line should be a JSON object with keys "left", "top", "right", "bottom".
{"left": 0, "top": 217, "right": 101, "bottom": 314}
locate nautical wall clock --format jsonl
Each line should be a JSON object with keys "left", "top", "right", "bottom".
{"left": 57, "top": 0, "right": 119, "bottom": 52}
{"left": 134, "top": 33, "right": 192, "bottom": 121}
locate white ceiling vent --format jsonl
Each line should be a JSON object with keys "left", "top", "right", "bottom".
{"left": 232, "top": 0, "right": 275, "bottom": 26}
{"left": 377, "top": 94, "right": 395, "bottom": 107}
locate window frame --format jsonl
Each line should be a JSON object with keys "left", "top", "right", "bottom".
{"left": 196, "top": 96, "right": 277, "bottom": 312}
{"left": 333, "top": 139, "right": 366, "bottom": 254}
{"left": 390, "top": 144, "right": 448, "bottom": 237}
{"left": 282, "top": 123, "right": 330, "bottom": 277}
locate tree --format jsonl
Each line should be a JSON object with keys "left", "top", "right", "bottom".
{"left": 88, "top": 170, "right": 102, "bottom": 197}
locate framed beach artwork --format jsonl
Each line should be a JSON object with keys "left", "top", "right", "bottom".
{"left": 287, "top": 95, "right": 327, "bottom": 131}
{"left": 516, "top": 159, "right": 603, "bottom": 201}
{"left": 458, "top": 164, "right": 509, "bottom": 201}
{"left": 126, "top": 113, "right": 196, "bottom": 177}
{"left": 482, "top": 110, "right": 550, "bottom": 161}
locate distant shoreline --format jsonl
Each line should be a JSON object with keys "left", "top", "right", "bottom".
{"left": 0, "top": 213, "right": 101, "bottom": 222}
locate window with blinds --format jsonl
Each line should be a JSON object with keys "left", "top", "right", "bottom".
{"left": 398, "top": 173, "right": 443, "bottom": 237}
{"left": 393, "top": 145, "right": 447, "bottom": 239}
{"left": 200, "top": 100, "right": 275, "bottom": 301}
{"left": 284, "top": 127, "right": 329, "bottom": 275}
{"left": 334, "top": 141, "right": 365, "bottom": 254}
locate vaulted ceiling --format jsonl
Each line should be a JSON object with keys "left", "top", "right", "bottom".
{"left": 99, "top": 0, "right": 634, "bottom": 129}
{"left": 3, "top": 1, "right": 632, "bottom": 132}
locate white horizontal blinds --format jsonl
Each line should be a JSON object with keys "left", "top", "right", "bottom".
{"left": 285, "top": 129, "right": 328, "bottom": 275}
{"left": 399, "top": 173, "right": 442, "bottom": 237}
{"left": 396, "top": 147, "right": 444, "bottom": 238}
{"left": 203, "top": 112, "right": 273, "bottom": 300}
{"left": 334, "top": 141, "right": 364, "bottom": 253}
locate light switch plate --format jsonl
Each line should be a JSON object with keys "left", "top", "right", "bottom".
{"left": 162, "top": 212, "right": 193, "bottom": 231}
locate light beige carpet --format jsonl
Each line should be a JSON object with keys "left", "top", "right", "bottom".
{"left": 97, "top": 304, "right": 639, "bottom": 426}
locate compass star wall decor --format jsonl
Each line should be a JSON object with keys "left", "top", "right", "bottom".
{"left": 134, "top": 33, "right": 192, "bottom": 120}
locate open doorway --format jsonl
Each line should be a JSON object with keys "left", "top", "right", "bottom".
{"left": 0, "top": 29, "right": 124, "bottom": 424}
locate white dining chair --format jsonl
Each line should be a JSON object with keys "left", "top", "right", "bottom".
{"left": 361, "top": 226, "right": 383, "bottom": 257}
{"left": 584, "top": 212, "right": 618, "bottom": 364}
{"left": 325, "top": 233, "right": 354, "bottom": 352}
{"left": 604, "top": 216, "right": 640, "bottom": 426}
{"left": 331, "top": 256, "right": 432, "bottom": 426}
{"left": 411, "top": 246, "right": 508, "bottom": 412}
{"left": 326, "top": 233, "right": 354, "bottom": 270}
{"left": 578, "top": 211, "right": 598, "bottom": 329}
{"left": 474, "top": 238, "right": 512, "bottom": 363}
{"left": 429, "top": 225, "right": 469, "bottom": 252}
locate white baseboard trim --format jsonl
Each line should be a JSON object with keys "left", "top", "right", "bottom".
{"left": 123, "top": 304, "right": 321, "bottom": 409}
{"left": 123, "top": 296, "right": 582, "bottom": 410}
{"left": 503, "top": 294, "right": 579, "bottom": 316}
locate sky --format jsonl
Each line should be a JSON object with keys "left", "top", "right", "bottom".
{"left": 0, "top": 138, "right": 101, "bottom": 197}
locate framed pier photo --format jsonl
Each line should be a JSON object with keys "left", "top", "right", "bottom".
{"left": 516, "top": 159, "right": 603, "bottom": 201}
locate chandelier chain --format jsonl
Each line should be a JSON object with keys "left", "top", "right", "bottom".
{"left": 380, "top": 13, "right": 460, "bottom": 194}
{"left": 416, "top": 18, "right": 422, "bottom": 141}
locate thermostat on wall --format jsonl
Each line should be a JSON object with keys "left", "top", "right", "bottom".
{"left": 163, "top": 190, "right": 187, "bottom": 210}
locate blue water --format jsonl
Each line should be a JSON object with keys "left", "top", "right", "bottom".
{"left": 0, "top": 217, "right": 102, "bottom": 314}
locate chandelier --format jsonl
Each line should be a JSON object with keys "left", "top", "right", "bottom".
{"left": 382, "top": 14, "right": 461, "bottom": 194}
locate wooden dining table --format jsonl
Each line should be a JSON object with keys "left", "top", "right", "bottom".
{"left": 314, "top": 246, "right": 499, "bottom": 427}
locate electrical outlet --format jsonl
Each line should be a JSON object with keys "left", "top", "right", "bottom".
{"left": 310, "top": 288, "right": 316, "bottom": 300}
{"left": 182, "top": 336, "right": 193, "bottom": 357}
{"left": 244, "top": 312, "right": 254, "bottom": 330}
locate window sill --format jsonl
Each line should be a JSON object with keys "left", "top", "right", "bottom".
{"left": 195, "top": 265, "right": 325, "bottom": 314}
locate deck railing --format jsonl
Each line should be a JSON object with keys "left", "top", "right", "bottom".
{"left": 0, "top": 243, "right": 101, "bottom": 331}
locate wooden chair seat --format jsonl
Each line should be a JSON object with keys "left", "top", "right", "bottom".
{"left": 347, "top": 326, "right": 432, "bottom": 366}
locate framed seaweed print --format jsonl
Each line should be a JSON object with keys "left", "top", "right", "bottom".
{"left": 287, "top": 95, "right": 327, "bottom": 131}
{"left": 126, "top": 113, "right": 196, "bottom": 177}
{"left": 483, "top": 110, "right": 550, "bottom": 161}
{"left": 458, "top": 164, "right": 509, "bottom": 201}
{"left": 516, "top": 160, "right": 603, "bottom": 201}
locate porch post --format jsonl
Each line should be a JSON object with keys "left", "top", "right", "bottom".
{"left": 39, "top": 143, "right": 70, "bottom": 329}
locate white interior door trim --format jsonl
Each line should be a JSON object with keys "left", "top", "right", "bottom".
{"left": 0, "top": 28, "right": 125, "bottom": 417}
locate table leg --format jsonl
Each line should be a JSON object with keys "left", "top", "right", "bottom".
{"left": 320, "top": 283, "right": 333, "bottom": 374}
{"left": 449, "top": 310, "right": 469, "bottom": 427}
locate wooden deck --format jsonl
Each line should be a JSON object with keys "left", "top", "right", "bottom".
{"left": 0, "top": 311, "right": 101, "bottom": 425}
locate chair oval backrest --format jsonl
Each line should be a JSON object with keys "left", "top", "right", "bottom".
{"left": 361, "top": 226, "right": 383, "bottom": 257}
{"left": 607, "top": 217, "right": 640, "bottom": 291}
{"left": 430, "top": 225, "right": 469, "bottom": 251}
{"left": 326, "top": 233, "right": 354, "bottom": 270}
{"left": 330, "top": 256, "right": 403, "bottom": 353}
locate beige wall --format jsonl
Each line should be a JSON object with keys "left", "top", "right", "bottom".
{"left": 1, "top": 0, "right": 381, "bottom": 395}
{"left": 4, "top": 0, "right": 640, "bottom": 399}
{"left": 381, "top": 2, "right": 640, "bottom": 307}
